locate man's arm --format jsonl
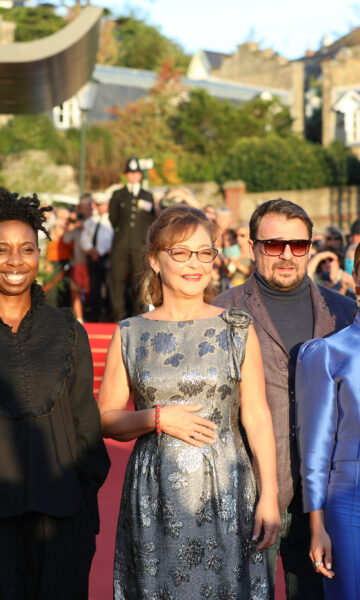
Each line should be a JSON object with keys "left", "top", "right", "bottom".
{"left": 109, "top": 191, "right": 119, "bottom": 227}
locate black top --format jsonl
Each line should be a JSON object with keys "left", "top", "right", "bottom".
{"left": 255, "top": 271, "right": 314, "bottom": 363}
{"left": 109, "top": 186, "right": 154, "bottom": 250}
{"left": 0, "top": 284, "right": 110, "bottom": 526}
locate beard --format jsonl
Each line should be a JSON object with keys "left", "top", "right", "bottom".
{"left": 265, "top": 260, "right": 305, "bottom": 291}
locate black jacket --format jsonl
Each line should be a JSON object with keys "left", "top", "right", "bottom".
{"left": 109, "top": 186, "right": 154, "bottom": 250}
{"left": 0, "top": 284, "right": 110, "bottom": 528}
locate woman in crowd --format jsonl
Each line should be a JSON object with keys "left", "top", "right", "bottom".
{"left": 99, "top": 205, "right": 280, "bottom": 600}
{"left": 296, "top": 242, "right": 360, "bottom": 599}
{"left": 0, "top": 191, "right": 110, "bottom": 599}
{"left": 308, "top": 246, "right": 355, "bottom": 297}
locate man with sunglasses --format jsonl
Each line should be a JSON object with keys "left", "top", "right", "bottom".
{"left": 213, "top": 199, "right": 355, "bottom": 600}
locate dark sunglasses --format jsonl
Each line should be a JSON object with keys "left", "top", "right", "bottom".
{"left": 321, "top": 257, "right": 335, "bottom": 264}
{"left": 254, "top": 239, "right": 312, "bottom": 257}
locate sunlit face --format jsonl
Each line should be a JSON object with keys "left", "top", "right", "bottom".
{"left": 249, "top": 213, "right": 311, "bottom": 291}
{"left": 216, "top": 211, "right": 232, "bottom": 233}
{"left": 150, "top": 225, "right": 214, "bottom": 301}
{"left": 204, "top": 206, "right": 217, "bottom": 223}
{"left": 319, "top": 254, "right": 340, "bottom": 279}
{"left": 0, "top": 220, "right": 40, "bottom": 298}
{"left": 236, "top": 226, "right": 249, "bottom": 250}
{"left": 79, "top": 201, "right": 92, "bottom": 220}
{"left": 236, "top": 226, "right": 248, "bottom": 239}
{"left": 96, "top": 202, "right": 109, "bottom": 215}
{"left": 55, "top": 208, "right": 70, "bottom": 228}
{"left": 125, "top": 171, "right": 142, "bottom": 184}
{"left": 324, "top": 234, "right": 342, "bottom": 250}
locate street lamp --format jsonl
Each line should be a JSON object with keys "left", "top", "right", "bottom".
{"left": 76, "top": 78, "right": 99, "bottom": 196}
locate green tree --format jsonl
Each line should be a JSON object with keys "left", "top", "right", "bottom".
{"left": 219, "top": 135, "right": 353, "bottom": 192}
{"left": 237, "top": 96, "right": 293, "bottom": 137}
{"left": 172, "top": 89, "right": 240, "bottom": 156}
{"left": 0, "top": 115, "right": 66, "bottom": 157}
{"left": 172, "top": 90, "right": 293, "bottom": 156}
{"left": 0, "top": 7, "right": 66, "bottom": 42}
{"left": 113, "top": 15, "right": 190, "bottom": 72}
{"left": 54, "top": 62, "right": 187, "bottom": 189}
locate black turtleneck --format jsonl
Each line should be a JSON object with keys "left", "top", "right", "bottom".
{"left": 255, "top": 270, "right": 314, "bottom": 363}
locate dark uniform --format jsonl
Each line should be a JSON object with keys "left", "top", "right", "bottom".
{"left": 109, "top": 185, "right": 154, "bottom": 320}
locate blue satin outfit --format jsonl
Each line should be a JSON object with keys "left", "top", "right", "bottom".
{"left": 296, "top": 310, "right": 360, "bottom": 599}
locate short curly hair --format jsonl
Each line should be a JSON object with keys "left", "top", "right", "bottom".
{"left": 0, "top": 191, "right": 52, "bottom": 242}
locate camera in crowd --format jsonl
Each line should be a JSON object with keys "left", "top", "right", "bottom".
{"left": 67, "top": 211, "right": 85, "bottom": 225}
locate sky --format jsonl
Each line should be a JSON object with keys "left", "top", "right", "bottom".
{"left": 95, "top": 0, "right": 358, "bottom": 60}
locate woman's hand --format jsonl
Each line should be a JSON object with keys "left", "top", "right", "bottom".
{"left": 160, "top": 404, "right": 218, "bottom": 447}
{"left": 252, "top": 494, "right": 281, "bottom": 550}
{"left": 309, "top": 518, "right": 335, "bottom": 579}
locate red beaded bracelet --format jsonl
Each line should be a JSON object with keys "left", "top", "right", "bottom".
{"left": 155, "top": 404, "right": 161, "bottom": 435}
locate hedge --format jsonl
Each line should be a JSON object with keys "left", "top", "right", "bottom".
{"left": 178, "top": 136, "right": 360, "bottom": 191}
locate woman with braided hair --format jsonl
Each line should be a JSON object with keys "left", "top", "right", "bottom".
{"left": 0, "top": 191, "right": 110, "bottom": 599}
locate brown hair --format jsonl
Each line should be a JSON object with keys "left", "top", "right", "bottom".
{"left": 354, "top": 242, "right": 360, "bottom": 275}
{"left": 249, "top": 198, "right": 313, "bottom": 240}
{"left": 140, "top": 205, "right": 218, "bottom": 307}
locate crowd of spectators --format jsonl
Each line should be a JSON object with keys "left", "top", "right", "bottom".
{"left": 307, "top": 219, "right": 360, "bottom": 299}
{"left": 39, "top": 189, "right": 360, "bottom": 321}
{"left": 39, "top": 193, "right": 113, "bottom": 322}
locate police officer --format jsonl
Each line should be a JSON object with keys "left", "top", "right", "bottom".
{"left": 109, "top": 157, "right": 155, "bottom": 320}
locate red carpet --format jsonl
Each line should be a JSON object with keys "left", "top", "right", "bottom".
{"left": 84, "top": 323, "right": 286, "bottom": 600}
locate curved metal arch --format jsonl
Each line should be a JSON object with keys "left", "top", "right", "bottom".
{"left": 0, "top": 6, "right": 103, "bottom": 114}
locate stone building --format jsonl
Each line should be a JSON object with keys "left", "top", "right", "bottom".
{"left": 298, "top": 28, "right": 360, "bottom": 155}
{"left": 187, "top": 44, "right": 304, "bottom": 135}
{"left": 52, "top": 60, "right": 293, "bottom": 130}
{"left": 188, "top": 31, "right": 360, "bottom": 156}
{"left": 48, "top": 23, "right": 360, "bottom": 158}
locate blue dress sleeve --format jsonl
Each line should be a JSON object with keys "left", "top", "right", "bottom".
{"left": 295, "top": 338, "right": 337, "bottom": 512}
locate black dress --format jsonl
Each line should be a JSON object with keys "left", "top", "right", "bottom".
{"left": 0, "top": 283, "right": 110, "bottom": 599}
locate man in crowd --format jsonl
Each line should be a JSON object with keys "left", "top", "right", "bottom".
{"left": 109, "top": 157, "right": 155, "bottom": 320}
{"left": 62, "top": 195, "right": 92, "bottom": 322}
{"left": 214, "top": 199, "right": 355, "bottom": 600}
{"left": 80, "top": 196, "right": 113, "bottom": 322}
{"left": 349, "top": 217, "right": 360, "bottom": 246}
{"left": 203, "top": 204, "right": 217, "bottom": 223}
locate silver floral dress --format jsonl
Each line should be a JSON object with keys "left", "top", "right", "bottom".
{"left": 114, "top": 308, "right": 269, "bottom": 600}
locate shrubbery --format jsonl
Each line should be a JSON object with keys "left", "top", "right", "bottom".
{"left": 178, "top": 136, "right": 360, "bottom": 191}
{"left": 0, "top": 88, "right": 359, "bottom": 194}
{"left": 0, "top": 115, "right": 66, "bottom": 157}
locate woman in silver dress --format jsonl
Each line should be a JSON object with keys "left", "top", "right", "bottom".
{"left": 99, "top": 205, "right": 280, "bottom": 600}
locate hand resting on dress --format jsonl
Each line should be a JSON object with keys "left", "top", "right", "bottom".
{"left": 160, "top": 404, "right": 217, "bottom": 447}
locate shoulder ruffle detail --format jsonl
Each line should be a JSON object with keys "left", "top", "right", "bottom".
{"left": 0, "top": 307, "right": 77, "bottom": 419}
{"left": 35, "top": 307, "right": 77, "bottom": 417}
{"left": 220, "top": 308, "right": 252, "bottom": 329}
{"left": 220, "top": 308, "right": 252, "bottom": 381}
